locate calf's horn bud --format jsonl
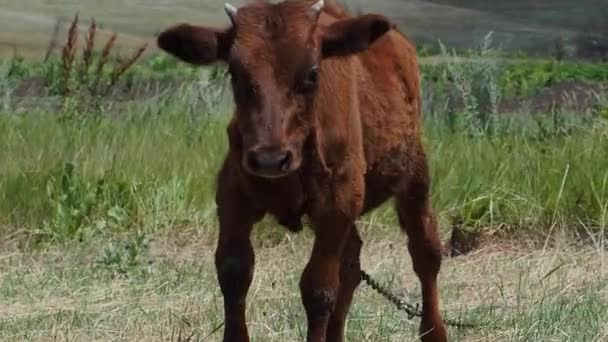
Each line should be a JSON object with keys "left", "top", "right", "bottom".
{"left": 311, "top": 0, "right": 324, "bottom": 13}
{"left": 310, "top": 0, "right": 324, "bottom": 18}
{"left": 225, "top": 3, "right": 238, "bottom": 25}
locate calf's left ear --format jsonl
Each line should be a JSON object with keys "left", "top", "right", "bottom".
{"left": 321, "top": 14, "right": 392, "bottom": 58}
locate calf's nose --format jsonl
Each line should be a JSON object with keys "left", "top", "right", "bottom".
{"left": 246, "top": 148, "right": 292, "bottom": 175}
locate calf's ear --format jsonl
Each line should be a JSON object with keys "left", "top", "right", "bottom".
{"left": 157, "top": 24, "right": 233, "bottom": 65}
{"left": 321, "top": 14, "right": 392, "bottom": 58}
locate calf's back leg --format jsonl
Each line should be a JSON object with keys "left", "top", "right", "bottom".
{"left": 394, "top": 152, "right": 447, "bottom": 342}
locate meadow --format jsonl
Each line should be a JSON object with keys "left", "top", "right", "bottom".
{"left": 2, "top": 0, "right": 607, "bottom": 58}
{"left": 0, "top": 8, "right": 608, "bottom": 341}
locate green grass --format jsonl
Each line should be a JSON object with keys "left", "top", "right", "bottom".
{"left": 0, "top": 107, "right": 228, "bottom": 242}
{"left": 5, "top": 54, "right": 204, "bottom": 89}
{"left": 500, "top": 60, "right": 608, "bottom": 97}
{"left": 0, "top": 105, "right": 607, "bottom": 244}
{"left": 421, "top": 58, "right": 608, "bottom": 99}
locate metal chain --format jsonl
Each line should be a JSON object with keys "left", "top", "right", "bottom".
{"left": 360, "top": 270, "right": 479, "bottom": 329}
{"left": 360, "top": 270, "right": 422, "bottom": 319}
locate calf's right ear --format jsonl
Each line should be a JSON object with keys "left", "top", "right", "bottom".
{"left": 157, "top": 24, "right": 233, "bottom": 65}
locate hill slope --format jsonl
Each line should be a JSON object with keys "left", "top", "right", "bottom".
{"left": 0, "top": 0, "right": 599, "bottom": 59}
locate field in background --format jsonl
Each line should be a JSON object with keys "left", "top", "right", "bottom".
{"left": 429, "top": 0, "right": 608, "bottom": 31}
{"left": 1, "top": 2, "right": 608, "bottom": 340}
{"left": 2, "top": 0, "right": 607, "bottom": 59}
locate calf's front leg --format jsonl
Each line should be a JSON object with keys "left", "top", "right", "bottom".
{"left": 215, "top": 173, "right": 264, "bottom": 342}
{"left": 300, "top": 213, "right": 355, "bottom": 342}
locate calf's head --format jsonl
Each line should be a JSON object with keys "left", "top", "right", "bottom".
{"left": 157, "top": 0, "right": 391, "bottom": 178}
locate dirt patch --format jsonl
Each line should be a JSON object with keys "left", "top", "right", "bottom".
{"left": 12, "top": 76, "right": 47, "bottom": 98}
{"left": 499, "top": 81, "right": 608, "bottom": 114}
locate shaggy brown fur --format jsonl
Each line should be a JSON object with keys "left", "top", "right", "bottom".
{"left": 157, "top": 1, "right": 446, "bottom": 341}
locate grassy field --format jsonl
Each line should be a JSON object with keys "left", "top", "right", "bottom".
{"left": 2, "top": 0, "right": 605, "bottom": 59}
{"left": 1, "top": 109, "right": 608, "bottom": 242}
{"left": 1, "top": 11, "right": 608, "bottom": 339}
{"left": 0, "top": 233, "right": 606, "bottom": 341}
{"left": 429, "top": 0, "right": 608, "bottom": 31}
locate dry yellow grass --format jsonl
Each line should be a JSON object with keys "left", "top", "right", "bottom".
{"left": 0, "top": 229, "right": 606, "bottom": 341}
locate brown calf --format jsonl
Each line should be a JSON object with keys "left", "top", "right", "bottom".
{"left": 157, "top": 0, "right": 446, "bottom": 341}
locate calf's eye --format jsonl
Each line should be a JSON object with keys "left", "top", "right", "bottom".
{"left": 299, "top": 65, "right": 319, "bottom": 93}
{"left": 306, "top": 66, "right": 319, "bottom": 85}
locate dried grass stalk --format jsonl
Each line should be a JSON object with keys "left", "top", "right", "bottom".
{"left": 61, "top": 14, "right": 79, "bottom": 95}
{"left": 44, "top": 16, "right": 64, "bottom": 63}
{"left": 107, "top": 43, "right": 148, "bottom": 91}
{"left": 92, "top": 33, "right": 117, "bottom": 94}
{"left": 80, "top": 18, "right": 96, "bottom": 81}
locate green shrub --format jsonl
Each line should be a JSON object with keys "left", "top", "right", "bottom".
{"left": 501, "top": 60, "right": 608, "bottom": 97}
{"left": 96, "top": 231, "right": 151, "bottom": 278}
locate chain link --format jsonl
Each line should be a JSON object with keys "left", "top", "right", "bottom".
{"left": 360, "top": 270, "right": 479, "bottom": 329}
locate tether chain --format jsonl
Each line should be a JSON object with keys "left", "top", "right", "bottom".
{"left": 360, "top": 270, "right": 479, "bottom": 329}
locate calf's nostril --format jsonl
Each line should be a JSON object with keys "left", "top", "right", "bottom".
{"left": 279, "top": 152, "right": 292, "bottom": 171}
{"left": 247, "top": 152, "right": 261, "bottom": 171}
